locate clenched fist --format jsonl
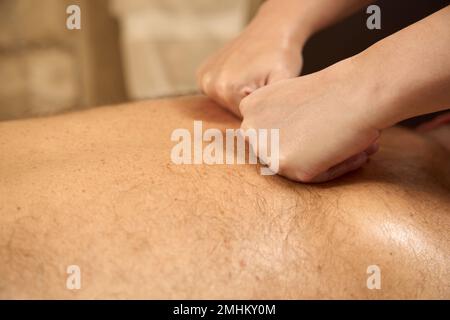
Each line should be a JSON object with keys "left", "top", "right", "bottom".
{"left": 239, "top": 59, "right": 381, "bottom": 183}
{"left": 197, "top": 2, "right": 305, "bottom": 116}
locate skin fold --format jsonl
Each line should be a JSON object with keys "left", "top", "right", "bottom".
{"left": 0, "top": 96, "right": 449, "bottom": 299}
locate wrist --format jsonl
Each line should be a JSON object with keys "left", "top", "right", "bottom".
{"left": 347, "top": 11, "right": 450, "bottom": 130}
{"left": 315, "top": 55, "right": 396, "bottom": 132}
{"left": 253, "top": 0, "right": 312, "bottom": 48}
{"left": 338, "top": 50, "right": 414, "bottom": 131}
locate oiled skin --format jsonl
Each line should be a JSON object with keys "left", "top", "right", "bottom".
{"left": 0, "top": 96, "right": 449, "bottom": 299}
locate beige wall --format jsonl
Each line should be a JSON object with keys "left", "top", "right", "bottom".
{"left": 0, "top": 0, "right": 263, "bottom": 121}
{"left": 0, "top": 0, "right": 126, "bottom": 121}
{"left": 110, "top": 0, "right": 260, "bottom": 99}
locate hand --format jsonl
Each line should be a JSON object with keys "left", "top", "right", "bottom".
{"left": 239, "top": 58, "right": 381, "bottom": 183}
{"left": 197, "top": 15, "right": 304, "bottom": 117}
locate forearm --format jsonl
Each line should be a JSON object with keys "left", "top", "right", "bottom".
{"left": 353, "top": 6, "right": 450, "bottom": 129}
{"left": 252, "top": 0, "right": 374, "bottom": 45}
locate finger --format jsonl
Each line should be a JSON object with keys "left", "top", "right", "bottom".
{"left": 199, "top": 72, "right": 215, "bottom": 97}
{"left": 364, "top": 142, "right": 380, "bottom": 156}
{"left": 200, "top": 75, "right": 232, "bottom": 111}
{"left": 241, "top": 85, "right": 257, "bottom": 97}
{"left": 218, "top": 86, "right": 246, "bottom": 117}
{"left": 309, "top": 152, "right": 369, "bottom": 183}
{"left": 226, "top": 96, "right": 243, "bottom": 118}
{"left": 229, "top": 86, "right": 258, "bottom": 118}
{"left": 416, "top": 112, "right": 450, "bottom": 133}
{"left": 238, "top": 90, "right": 259, "bottom": 117}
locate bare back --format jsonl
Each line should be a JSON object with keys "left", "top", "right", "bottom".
{"left": 0, "top": 96, "right": 449, "bottom": 299}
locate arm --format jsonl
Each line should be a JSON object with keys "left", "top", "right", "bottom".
{"left": 197, "top": 0, "right": 373, "bottom": 116}
{"left": 239, "top": 6, "right": 450, "bottom": 183}
{"left": 353, "top": 5, "right": 450, "bottom": 129}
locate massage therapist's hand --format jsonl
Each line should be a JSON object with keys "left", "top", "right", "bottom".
{"left": 197, "top": 1, "right": 306, "bottom": 116}
{"left": 240, "top": 5, "right": 450, "bottom": 183}
{"left": 239, "top": 59, "right": 381, "bottom": 183}
{"left": 197, "top": 0, "right": 381, "bottom": 116}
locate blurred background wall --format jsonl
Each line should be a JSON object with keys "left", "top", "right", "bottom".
{"left": 0, "top": 0, "right": 261, "bottom": 121}
{"left": 110, "top": 0, "right": 256, "bottom": 99}
{"left": 0, "top": 0, "right": 127, "bottom": 120}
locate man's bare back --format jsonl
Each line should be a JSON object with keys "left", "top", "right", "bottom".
{"left": 0, "top": 96, "right": 449, "bottom": 299}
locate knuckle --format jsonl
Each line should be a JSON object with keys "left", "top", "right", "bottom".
{"left": 240, "top": 119, "right": 251, "bottom": 131}
{"left": 279, "top": 158, "right": 317, "bottom": 183}
{"left": 215, "top": 77, "right": 234, "bottom": 94}
{"left": 299, "top": 165, "right": 323, "bottom": 182}
{"left": 239, "top": 95, "right": 254, "bottom": 115}
{"left": 201, "top": 73, "right": 212, "bottom": 87}
{"left": 295, "top": 171, "right": 316, "bottom": 183}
